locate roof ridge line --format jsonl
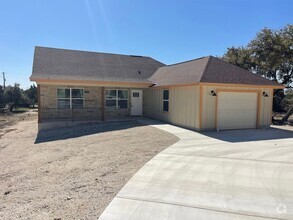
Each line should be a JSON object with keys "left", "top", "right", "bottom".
{"left": 35, "top": 45, "right": 152, "bottom": 59}
{"left": 166, "top": 56, "right": 209, "bottom": 67}
{"left": 199, "top": 56, "right": 213, "bottom": 82}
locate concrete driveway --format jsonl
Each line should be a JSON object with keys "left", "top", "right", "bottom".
{"left": 100, "top": 120, "right": 293, "bottom": 220}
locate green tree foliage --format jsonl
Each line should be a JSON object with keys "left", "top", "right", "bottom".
{"left": 280, "top": 90, "right": 293, "bottom": 121}
{"left": 4, "top": 84, "right": 22, "bottom": 110}
{"left": 222, "top": 25, "right": 293, "bottom": 120}
{"left": 249, "top": 26, "right": 293, "bottom": 87}
{"left": 1, "top": 84, "right": 37, "bottom": 111}
{"left": 223, "top": 25, "right": 293, "bottom": 88}
{"left": 222, "top": 46, "right": 254, "bottom": 71}
{"left": 282, "top": 91, "right": 293, "bottom": 110}
{"left": 25, "top": 85, "right": 38, "bottom": 107}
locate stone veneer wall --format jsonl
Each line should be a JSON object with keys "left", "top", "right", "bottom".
{"left": 39, "top": 85, "right": 134, "bottom": 121}
{"left": 39, "top": 85, "right": 102, "bottom": 121}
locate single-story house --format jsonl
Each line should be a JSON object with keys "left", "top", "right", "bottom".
{"left": 30, "top": 46, "right": 284, "bottom": 131}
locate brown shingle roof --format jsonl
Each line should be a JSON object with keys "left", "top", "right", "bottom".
{"left": 30, "top": 47, "right": 282, "bottom": 87}
{"left": 30, "top": 46, "right": 165, "bottom": 83}
{"left": 150, "top": 56, "right": 282, "bottom": 87}
{"left": 149, "top": 57, "right": 210, "bottom": 86}
{"left": 200, "top": 56, "right": 282, "bottom": 86}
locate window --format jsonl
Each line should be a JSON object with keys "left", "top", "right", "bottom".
{"left": 106, "top": 89, "right": 129, "bottom": 109}
{"left": 163, "top": 90, "right": 169, "bottom": 112}
{"left": 133, "top": 92, "right": 140, "bottom": 97}
{"left": 57, "top": 88, "right": 84, "bottom": 109}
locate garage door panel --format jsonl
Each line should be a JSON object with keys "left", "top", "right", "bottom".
{"left": 217, "top": 92, "right": 257, "bottom": 130}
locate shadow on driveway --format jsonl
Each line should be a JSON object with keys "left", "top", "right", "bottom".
{"left": 200, "top": 127, "right": 293, "bottom": 143}
{"left": 35, "top": 121, "right": 146, "bottom": 144}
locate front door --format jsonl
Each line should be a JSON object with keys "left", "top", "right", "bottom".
{"left": 130, "top": 90, "right": 143, "bottom": 116}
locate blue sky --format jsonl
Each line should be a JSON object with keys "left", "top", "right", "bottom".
{"left": 0, "top": 0, "right": 292, "bottom": 89}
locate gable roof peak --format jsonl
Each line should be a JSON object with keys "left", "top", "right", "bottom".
{"left": 166, "top": 56, "right": 210, "bottom": 67}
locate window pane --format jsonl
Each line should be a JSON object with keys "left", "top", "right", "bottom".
{"left": 58, "top": 99, "right": 70, "bottom": 109}
{"left": 57, "top": 89, "right": 70, "bottom": 98}
{"left": 133, "top": 92, "right": 139, "bottom": 97}
{"left": 72, "top": 89, "right": 83, "bottom": 98}
{"left": 118, "top": 90, "right": 128, "bottom": 99}
{"left": 118, "top": 100, "right": 128, "bottom": 109}
{"left": 163, "top": 90, "right": 169, "bottom": 100}
{"left": 106, "top": 90, "right": 117, "bottom": 99}
{"left": 163, "top": 101, "right": 169, "bottom": 112}
{"left": 106, "top": 100, "right": 116, "bottom": 108}
{"left": 72, "top": 99, "right": 83, "bottom": 109}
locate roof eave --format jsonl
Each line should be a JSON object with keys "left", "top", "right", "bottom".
{"left": 199, "top": 82, "right": 285, "bottom": 89}
{"left": 30, "top": 77, "right": 153, "bottom": 87}
{"left": 151, "top": 82, "right": 199, "bottom": 88}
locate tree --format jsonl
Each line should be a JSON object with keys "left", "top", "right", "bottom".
{"left": 4, "top": 83, "right": 22, "bottom": 111}
{"left": 0, "top": 86, "right": 4, "bottom": 108}
{"left": 222, "top": 24, "right": 293, "bottom": 121}
{"left": 25, "top": 85, "right": 38, "bottom": 108}
{"left": 249, "top": 26, "right": 293, "bottom": 87}
{"left": 281, "top": 90, "right": 293, "bottom": 122}
{"left": 221, "top": 46, "right": 255, "bottom": 71}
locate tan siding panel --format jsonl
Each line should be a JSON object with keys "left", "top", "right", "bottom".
{"left": 202, "top": 85, "right": 273, "bottom": 130}
{"left": 143, "top": 86, "right": 200, "bottom": 130}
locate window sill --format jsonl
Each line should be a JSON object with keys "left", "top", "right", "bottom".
{"left": 105, "top": 108, "right": 129, "bottom": 111}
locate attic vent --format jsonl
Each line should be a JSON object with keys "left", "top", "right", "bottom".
{"left": 138, "top": 71, "right": 142, "bottom": 75}
{"left": 130, "top": 55, "right": 143, "bottom": 57}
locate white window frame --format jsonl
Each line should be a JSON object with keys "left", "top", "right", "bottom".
{"left": 162, "top": 89, "right": 169, "bottom": 112}
{"left": 106, "top": 89, "right": 129, "bottom": 110}
{"left": 57, "top": 88, "right": 84, "bottom": 109}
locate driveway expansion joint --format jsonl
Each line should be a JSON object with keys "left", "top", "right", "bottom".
{"left": 115, "top": 196, "right": 284, "bottom": 220}
{"left": 160, "top": 152, "right": 293, "bottom": 165}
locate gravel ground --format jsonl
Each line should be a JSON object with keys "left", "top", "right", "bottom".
{"left": 0, "top": 117, "right": 178, "bottom": 220}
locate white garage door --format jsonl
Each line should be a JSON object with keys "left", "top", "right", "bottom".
{"left": 217, "top": 92, "right": 258, "bottom": 130}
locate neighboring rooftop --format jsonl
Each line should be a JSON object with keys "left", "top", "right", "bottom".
{"left": 30, "top": 46, "right": 165, "bottom": 83}
{"left": 30, "top": 46, "right": 282, "bottom": 87}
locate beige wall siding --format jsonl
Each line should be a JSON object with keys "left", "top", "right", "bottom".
{"left": 202, "top": 85, "right": 273, "bottom": 130}
{"left": 259, "top": 88, "right": 274, "bottom": 127}
{"left": 39, "top": 83, "right": 274, "bottom": 129}
{"left": 143, "top": 86, "right": 200, "bottom": 130}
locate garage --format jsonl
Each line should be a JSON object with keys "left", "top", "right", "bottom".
{"left": 217, "top": 91, "right": 258, "bottom": 130}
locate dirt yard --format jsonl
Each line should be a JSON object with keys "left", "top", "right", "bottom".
{"left": 0, "top": 115, "right": 178, "bottom": 219}
{"left": 0, "top": 110, "right": 38, "bottom": 137}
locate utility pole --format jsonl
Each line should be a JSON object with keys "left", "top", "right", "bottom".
{"left": 2, "top": 72, "right": 6, "bottom": 108}
{"left": 2, "top": 72, "right": 6, "bottom": 89}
